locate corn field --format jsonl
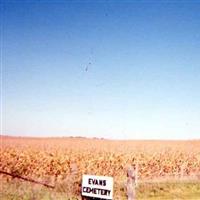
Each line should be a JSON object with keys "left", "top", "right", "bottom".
{"left": 0, "top": 136, "right": 200, "bottom": 199}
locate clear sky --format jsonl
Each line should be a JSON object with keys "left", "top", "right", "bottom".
{"left": 1, "top": 1, "right": 200, "bottom": 139}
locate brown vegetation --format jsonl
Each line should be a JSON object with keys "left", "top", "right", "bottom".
{"left": 0, "top": 136, "right": 200, "bottom": 198}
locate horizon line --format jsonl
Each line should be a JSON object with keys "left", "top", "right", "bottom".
{"left": 1, "top": 134, "right": 199, "bottom": 141}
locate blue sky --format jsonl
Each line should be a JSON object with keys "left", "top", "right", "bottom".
{"left": 2, "top": 1, "right": 200, "bottom": 139}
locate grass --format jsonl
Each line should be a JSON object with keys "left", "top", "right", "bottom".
{"left": 137, "top": 181, "right": 200, "bottom": 200}
{"left": 0, "top": 178, "right": 200, "bottom": 200}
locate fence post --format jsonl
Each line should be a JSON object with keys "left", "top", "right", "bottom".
{"left": 135, "top": 162, "right": 138, "bottom": 187}
{"left": 127, "top": 166, "right": 136, "bottom": 200}
{"left": 181, "top": 163, "right": 185, "bottom": 179}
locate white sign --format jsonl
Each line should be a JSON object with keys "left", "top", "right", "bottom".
{"left": 82, "top": 175, "right": 113, "bottom": 199}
